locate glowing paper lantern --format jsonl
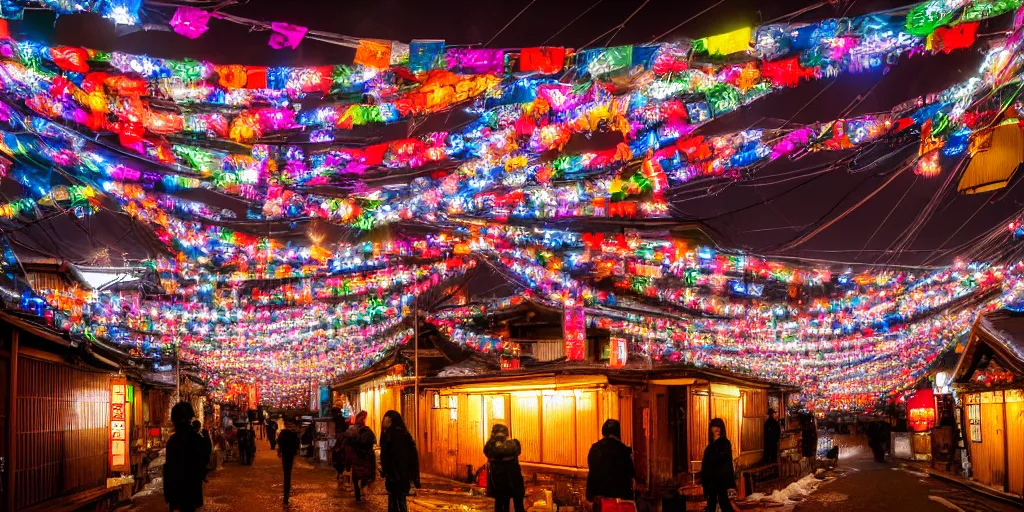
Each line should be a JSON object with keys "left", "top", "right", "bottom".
{"left": 170, "top": 6, "right": 211, "bottom": 39}
{"left": 959, "top": 120, "right": 1024, "bottom": 194}
{"left": 907, "top": 388, "right": 936, "bottom": 432}
{"left": 268, "top": 22, "right": 308, "bottom": 50}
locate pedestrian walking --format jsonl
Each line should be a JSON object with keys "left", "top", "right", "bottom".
{"left": 585, "top": 419, "right": 635, "bottom": 512}
{"left": 267, "top": 417, "right": 279, "bottom": 450}
{"left": 379, "top": 410, "right": 420, "bottom": 512}
{"left": 701, "top": 418, "right": 736, "bottom": 512}
{"left": 256, "top": 405, "right": 265, "bottom": 440}
{"left": 277, "top": 418, "right": 301, "bottom": 505}
{"left": 347, "top": 411, "right": 377, "bottom": 501}
{"left": 762, "top": 408, "right": 781, "bottom": 463}
{"left": 484, "top": 424, "right": 526, "bottom": 512}
{"left": 239, "top": 427, "right": 257, "bottom": 465}
{"left": 164, "top": 402, "right": 207, "bottom": 512}
{"left": 247, "top": 408, "right": 258, "bottom": 432}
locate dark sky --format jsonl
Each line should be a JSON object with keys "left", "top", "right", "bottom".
{"left": 10, "top": 0, "right": 1024, "bottom": 267}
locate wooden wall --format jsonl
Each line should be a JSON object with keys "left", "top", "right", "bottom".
{"left": 740, "top": 389, "right": 766, "bottom": 454}
{"left": 13, "top": 356, "right": 110, "bottom": 510}
{"left": 421, "top": 385, "right": 623, "bottom": 480}
{"left": 1006, "top": 390, "right": 1023, "bottom": 496}
{"left": 964, "top": 389, "right": 1024, "bottom": 495}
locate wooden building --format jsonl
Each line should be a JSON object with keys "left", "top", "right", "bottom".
{"left": 414, "top": 363, "right": 796, "bottom": 497}
{"left": 418, "top": 370, "right": 631, "bottom": 480}
{"left": 952, "top": 310, "right": 1024, "bottom": 497}
{"left": 0, "top": 309, "right": 134, "bottom": 511}
{"left": 332, "top": 323, "right": 473, "bottom": 441}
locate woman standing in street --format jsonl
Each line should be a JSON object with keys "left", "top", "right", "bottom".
{"left": 347, "top": 411, "right": 377, "bottom": 501}
{"left": 483, "top": 424, "right": 526, "bottom": 512}
{"left": 164, "top": 402, "right": 207, "bottom": 512}
{"left": 701, "top": 418, "right": 735, "bottom": 512}
{"left": 379, "top": 410, "right": 420, "bottom": 512}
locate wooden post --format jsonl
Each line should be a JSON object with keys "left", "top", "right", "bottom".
{"left": 6, "top": 329, "right": 18, "bottom": 512}
{"left": 413, "top": 296, "right": 419, "bottom": 444}
{"left": 1001, "top": 397, "right": 1010, "bottom": 493}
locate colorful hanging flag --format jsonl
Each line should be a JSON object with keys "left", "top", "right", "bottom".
{"left": 246, "top": 67, "right": 268, "bottom": 89}
{"left": 446, "top": 48, "right": 505, "bottom": 74}
{"left": 927, "top": 22, "right": 979, "bottom": 54}
{"left": 50, "top": 46, "right": 90, "bottom": 73}
{"left": 409, "top": 40, "right": 445, "bottom": 74}
{"left": 587, "top": 45, "right": 632, "bottom": 76}
{"left": 519, "top": 47, "right": 566, "bottom": 74}
{"left": 389, "top": 41, "right": 410, "bottom": 66}
{"left": 696, "top": 26, "right": 752, "bottom": 56}
{"left": 268, "top": 22, "right": 308, "bottom": 50}
{"left": 169, "top": 6, "right": 211, "bottom": 39}
{"left": 354, "top": 39, "right": 392, "bottom": 69}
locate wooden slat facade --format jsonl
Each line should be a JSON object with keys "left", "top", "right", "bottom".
{"left": 421, "top": 382, "right": 624, "bottom": 479}
{"left": 740, "top": 389, "right": 767, "bottom": 454}
{"left": 13, "top": 357, "right": 110, "bottom": 510}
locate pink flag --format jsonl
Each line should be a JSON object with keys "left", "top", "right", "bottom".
{"left": 169, "top": 6, "right": 211, "bottom": 39}
{"left": 269, "top": 22, "right": 308, "bottom": 50}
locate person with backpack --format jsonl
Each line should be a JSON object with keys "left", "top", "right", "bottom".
{"left": 347, "top": 411, "right": 377, "bottom": 501}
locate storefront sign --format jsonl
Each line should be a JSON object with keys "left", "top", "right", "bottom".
{"left": 110, "top": 377, "right": 130, "bottom": 472}
{"left": 609, "top": 337, "right": 628, "bottom": 368}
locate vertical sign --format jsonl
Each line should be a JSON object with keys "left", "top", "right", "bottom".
{"left": 110, "top": 377, "right": 130, "bottom": 472}
{"left": 563, "top": 298, "right": 586, "bottom": 361}
{"left": 609, "top": 337, "right": 628, "bottom": 368}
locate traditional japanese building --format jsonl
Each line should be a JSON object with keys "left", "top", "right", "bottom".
{"left": 952, "top": 310, "right": 1024, "bottom": 497}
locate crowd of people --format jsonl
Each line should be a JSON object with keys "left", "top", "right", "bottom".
{"left": 162, "top": 401, "right": 832, "bottom": 512}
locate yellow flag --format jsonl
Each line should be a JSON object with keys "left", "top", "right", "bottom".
{"left": 704, "top": 26, "right": 752, "bottom": 56}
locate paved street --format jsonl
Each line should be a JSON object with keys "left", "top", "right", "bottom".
{"left": 794, "top": 445, "right": 1020, "bottom": 512}
{"left": 131, "top": 438, "right": 1021, "bottom": 512}
{"left": 132, "top": 446, "right": 393, "bottom": 512}
{"left": 131, "top": 443, "right": 493, "bottom": 512}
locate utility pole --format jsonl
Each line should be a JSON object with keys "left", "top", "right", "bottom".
{"left": 175, "top": 344, "right": 181, "bottom": 403}
{"left": 413, "top": 295, "right": 419, "bottom": 443}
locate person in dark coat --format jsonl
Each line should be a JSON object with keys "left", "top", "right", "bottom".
{"left": 867, "top": 421, "right": 885, "bottom": 462}
{"left": 585, "top": 419, "right": 635, "bottom": 511}
{"left": 164, "top": 402, "right": 207, "bottom": 512}
{"left": 763, "top": 408, "right": 781, "bottom": 463}
{"left": 347, "top": 410, "right": 377, "bottom": 501}
{"left": 701, "top": 418, "right": 735, "bottom": 512}
{"left": 267, "top": 417, "right": 279, "bottom": 450}
{"left": 800, "top": 417, "right": 818, "bottom": 459}
{"left": 192, "top": 420, "right": 213, "bottom": 479}
{"left": 484, "top": 424, "right": 526, "bottom": 512}
{"left": 277, "top": 418, "right": 301, "bottom": 504}
{"left": 241, "top": 427, "right": 258, "bottom": 465}
{"left": 379, "top": 410, "right": 420, "bottom": 512}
